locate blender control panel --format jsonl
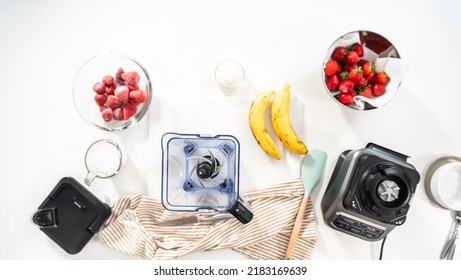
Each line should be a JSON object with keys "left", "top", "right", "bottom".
{"left": 332, "top": 214, "right": 385, "bottom": 240}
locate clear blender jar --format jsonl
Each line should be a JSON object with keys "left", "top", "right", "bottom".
{"left": 161, "top": 133, "right": 253, "bottom": 224}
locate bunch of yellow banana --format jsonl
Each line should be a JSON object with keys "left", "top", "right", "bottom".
{"left": 249, "top": 84, "right": 308, "bottom": 159}
{"left": 249, "top": 90, "right": 281, "bottom": 159}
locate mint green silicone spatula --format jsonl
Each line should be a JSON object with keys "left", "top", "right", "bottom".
{"left": 284, "top": 149, "right": 327, "bottom": 260}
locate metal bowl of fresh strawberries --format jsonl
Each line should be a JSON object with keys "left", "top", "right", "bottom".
{"left": 73, "top": 53, "right": 152, "bottom": 131}
{"left": 323, "top": 30, "right": 402, "bottom": 110}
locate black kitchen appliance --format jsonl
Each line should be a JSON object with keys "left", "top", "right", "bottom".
{"left": 32, "top": 177, "right": 111, "bottom": 254}
{"left": 321, "top": 143, "right": 420, "bottom": 241}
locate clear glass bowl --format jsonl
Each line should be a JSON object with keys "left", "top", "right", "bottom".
{"left": 73, "top": 53, "right": 152, "bottom": 131}
{"left": 322, "top": 30, "right": 402, "bottom": 111}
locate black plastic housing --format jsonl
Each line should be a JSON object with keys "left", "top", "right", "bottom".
{"left": 32, "top": 177, "right": 111, "bottom": 254}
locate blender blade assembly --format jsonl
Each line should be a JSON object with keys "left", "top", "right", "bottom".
{"left": 161, "top": 133, "right": 253, "bottom": 224}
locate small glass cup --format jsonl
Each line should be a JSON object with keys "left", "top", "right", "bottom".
{"left": 214, "top": 59, "right": 245, "bottom": 95}
{"left": 84, "top": 139, "right": 127, "bottom": 186}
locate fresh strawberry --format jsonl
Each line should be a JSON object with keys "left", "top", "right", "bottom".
{"left": 366, "top": 72, "right": 375, "bottom": 82}
{"left": 94, "top": 94, "right": 107, "bottom": 106}
{"left": 348, "top": 66, "right": 363, "bottom": 84}
{"left": 324, "top": 60, "right": 340, "bottom": 76}
{"left": 102, "top": 75, "right": 114, "bottom": 87}
{"left": 326, "top": 75, "right": 340, "bottom": 90}
{"left": 101, "top": 107, "right": 113, "bottom": 122}
{"left": 113, "top": 108, "right": 123, "bottom": 121}
{"left": 339, "top": 71, "right": 349, "bottom": 81}
{"left": 115, "top": 85, "right": 129, "bottom": 104}
{"left": 374, "top": 71, "right": 389, "bottom": 84}
{"left": 346, "top": 51, "right": 361, "bottom": 65}
{"left": 121, "top": 71, "right": 140, "bottom": 85}
{"left": 343, "top": 63, "right": 356, "bottom": 72}
{"left": 129, "top": 89, "right": 148, "bottom": 103}
{"left": 360, "top": 87, "right": 372, "bottom": 98}
{"left": 338, "top": 93, "right": 354, "bottom": 105}
{"left": 122, "top": 104, "right": 137, "bottom": 120}
{"left": 338, "top": 80, "right": 355, "bottom": 94}
{"left": 332, "top": 46, "right": 347, "bottom": 62}
{"left": 361, "top": 61, "right": 375, "bottom": 77}
{"left": 356, "top": 76, "right": 367, "bottom": 88}
{"left": 352, "top": 43, "right": 364, "bottom": 57}
{"left": 93, "top": 82, "right": 106, "bottom": 94}
{"left": 372, "top": 83, "right": 386, "bottom": 96}
{"left": 107, "top": 95, "right": 123, "bottom": 109}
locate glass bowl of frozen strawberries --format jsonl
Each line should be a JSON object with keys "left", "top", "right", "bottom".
{"left": 322, "top": 30, "right": 405, "bottom": 110}
{"left": 73, "top": 53, "right": 152, "bottom": 131}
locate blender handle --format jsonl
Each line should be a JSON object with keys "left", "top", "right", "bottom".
{"left": 228, "top": 198, "right": 253, "bottom": 224}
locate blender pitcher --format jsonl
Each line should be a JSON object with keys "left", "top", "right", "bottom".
{"left": 161, "top": 133, "right": 253, "bottom": 224}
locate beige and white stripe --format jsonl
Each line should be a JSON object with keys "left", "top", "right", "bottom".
{"left": 98, "top": 178, "right": 317, "bottom": 260}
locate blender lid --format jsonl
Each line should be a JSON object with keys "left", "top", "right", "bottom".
{"left": 32, "top": 177, "right": 111, "bottom": 254}
{"left": 161, "top": 133, "right": 240, "bottom": 212}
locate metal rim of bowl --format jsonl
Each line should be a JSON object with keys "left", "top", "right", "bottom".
{"left": 424, "top": 155, "right": 461, "bottom": 210}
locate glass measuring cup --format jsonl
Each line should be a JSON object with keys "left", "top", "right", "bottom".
{"left": 84, "top": 139, "right": 127, "bottom": 186}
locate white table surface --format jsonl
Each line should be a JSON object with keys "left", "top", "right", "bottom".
{"left": 1, "top": 0, "right": 460, "bottom": 261}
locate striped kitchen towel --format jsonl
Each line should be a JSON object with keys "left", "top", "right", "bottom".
{"left": 98, "top": 178, "right": 317, "bottom": 260}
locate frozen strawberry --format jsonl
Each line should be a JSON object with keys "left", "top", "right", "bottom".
{"left": 102, "top": 75, "right": 114, "bottom": 87}
{"left": 93, "top": 82, "right": 106, "bottom": 94}
{"left": 332, "top": 46, "right": 347, "bottom": 62}
{"left": 107, "top": 95, "right": 123, "bottom": 109}
{"left": 129, "top": 90, "right": 147, "bottom": 103}
{"left": 99, "top": 105, "right": 107, "bottom": 112}
{"left": 346, "top": 51, "right": 361, "bottom": 65}
{"left": 115, "top": 68, "right": 125, "bottom": 81}
{"left": 115, "top": 86, "right": 129, "bottom": 104}
{"left": 338, "top": 93, "right": 354, "bottom": 105}
{"left": 372, "top": 84, "right": 386, "bottom": 96}
{"left": 122, "top": 104, "right": 137, "bottom": 120}
{"left": 113, "top": 108, "right": 123, "bottom": 121}
{"left": 127, "top": 83, "right": 139, "bottom": 91}
{"left": 352, "top": 43, "right": 364, "bottom": 57}
{"left": 324, "top": 60, "right": 340, "bottom": 76}
{"left": 374, "top": 71, "right": 389, "bottom": 84}
{"left": 101, "top": 107, "right": 113, "bottom": 122}
{"left": 121, "top": 71, "right": 140, "bottom": 85}
{"left": 106, "top": 85, "right": 115, "bottom": 95}
{"left": 114, "top": 79, "right": 125, "bottom": 88}
{"left": 338, "top": 80, "right": 355, "bottom": 94}
{"left": 94, "top": 94, "right": 107, "bottom": 106}
{"left": 326, "top": 75, "right": 340, "bottom": 90}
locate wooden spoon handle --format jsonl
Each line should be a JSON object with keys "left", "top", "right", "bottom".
{"left": 284, "top": 196, "right": 308, "bottom": 260}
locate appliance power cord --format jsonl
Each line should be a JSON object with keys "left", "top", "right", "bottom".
{"left": 379, "top": 236, "right": 387, "bottom": 260}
